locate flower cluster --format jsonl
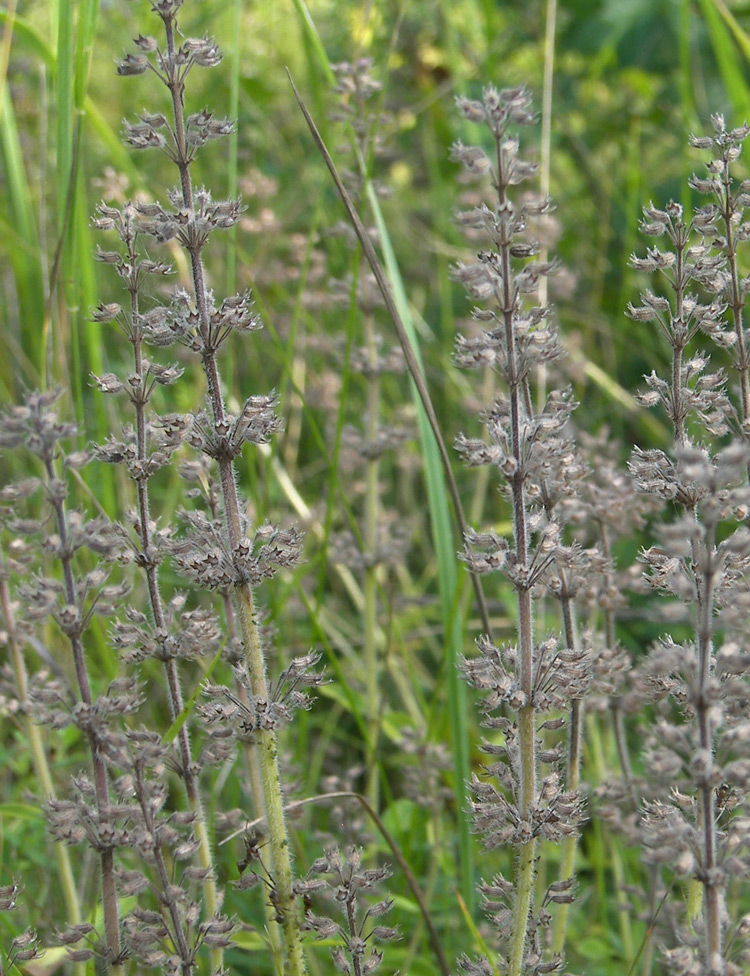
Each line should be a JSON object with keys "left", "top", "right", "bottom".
{"left": 302, "top": 845, "right": 398, "bottom": 976}
{"left": 624, "top": 129, "right": 750, "bottom": 974}
{"left": 107, "top": 3, "right": 314, "bottom": 972}
{"left": 453, "top": 86, "right": 591, "bottom": 976}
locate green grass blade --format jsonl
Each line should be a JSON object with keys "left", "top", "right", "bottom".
{"left": 366, "top": 183, "right": 474, "bottom": 909}
{"left": 0, "top": 88, "right": 45, "bottom": 391}
{"left": 289, "top": 0, "right": 336, "bottom": 87}
{"left": 0, "top": 0, "right": 17, "bottom": 109}
{"left": 707, "top": 0, "right": 750, "bottom": 61}
{"left": 456, "top": 889, "right": 501, "bottom": 976}
{"left": 697, "top": 0, "right": 750, "bottom": 118}
{"left": 55, "top": 0, "right": 74, "bottom": 237}
{"left": 74, "top": 0, "right": 99, "bottom": 112}
{"left": 70, "top": 0, "right": 101, "bottom": 428}
{"left": 49, "top": 0, "right": 79, "bottom": 402}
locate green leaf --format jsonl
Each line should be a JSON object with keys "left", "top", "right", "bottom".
{"left": 163, "top": 642, "right": 225, "bottom": 745}
{"left": 0, "top": 802, "right": 46, "bottom": 822}
{"left": 578, "top": 935, "right": 614, "bottom": 961}
{"left": 381, "top": 797, "right": 419, "bottom": 836}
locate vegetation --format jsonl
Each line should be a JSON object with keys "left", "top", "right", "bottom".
{"left": 3, "top": 2, "right": 750, "bottom": 975}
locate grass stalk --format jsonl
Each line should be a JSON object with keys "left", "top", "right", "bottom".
{"left": 368, "top": 186, "right": 474, "bottom": 908}
{"left": 586, "top": 712, "right": 636, "bottom": 964}
{"left": 0, "top": 87, "right": 45, "bottom": 389}
{"left": 363, "top": 304, "right": 382, "bottom": 810}
{"left": 598, "top": 521, "right": 638, "bottom": 805}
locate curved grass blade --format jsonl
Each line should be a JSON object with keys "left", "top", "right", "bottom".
{"left": 697, "top": 0, "right": 750, "bottom": 118}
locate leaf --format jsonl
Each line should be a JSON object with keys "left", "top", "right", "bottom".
{"left": 163, "top": 642, "right": 225, "bottom": 745}
{"left": 0, "top": 802, "right": 46, "bottom": 822}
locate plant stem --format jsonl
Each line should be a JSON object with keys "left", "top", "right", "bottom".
{"left": 222, "top": 592, "right": 283, "bottom": 965}
{"left": 495, "top": 122, "right": 537, "bottom": 972}
{"left": 235, "top": 585, "right": 306, "bottom": 975}
{"left": 696, "top": 518, "right": 722, "bottom": 971}
{"left": 125, "top": 228, "right": 222, "bottom": 971}
{"left": 363, "top": 304, "right": 381, "bottom": 810}
{"left": 551, "top": 592, "right": 582, "bottom": 955}
{"left": 161, "top": 14, "right": 305, "bottom": 972}
{"left": 718, "top": 161, "right": 750, "bottom": 430}
{"left": 43, "top": 457, "right": 122, "bottom": 976}
{"left": 0, "top": 570, "right": 86, "bottom": 976}
{"left": 132, "top": 763, "right": 194, "bottom": 974}
{"left": 660, "top": 209, "right": 724, "bottom": 973}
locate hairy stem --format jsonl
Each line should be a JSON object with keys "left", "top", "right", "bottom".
{"left": 719, "top": 162, "right": 750, "bottom": 431}
{"left": 222, "top": 592, "right": 283, "bottom": 964}
{"left": 696, "top": 519, "right": 722, "bottom": 972}
{"left": 0, "top": 570, "right": 86, "bottom": 976}
{"left": 133, "top": 765, "right": 195, "bottom": 974}
{"left": 161, "top": 13, "right": 305, "bottom": 973}
{"left": 494, "top": 126, "right": 537, "bottom": 975}
{"left": 125, "top": 226, "right": 221, "bottom": 971}
{"left": 43, "top": 457, "right": 122, "bottom": 975}
{"left": 551, "top": 592, "right": 581, "bottom": 955}
{"left": 234, "top": 585, "right": 305, "bottom": 975}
